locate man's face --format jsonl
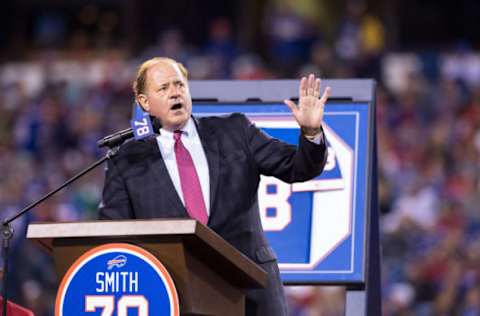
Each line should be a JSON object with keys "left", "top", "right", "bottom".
{"left": 138, "top": 61, "right": 192, "bottom": 131}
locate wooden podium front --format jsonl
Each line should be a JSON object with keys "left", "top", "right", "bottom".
{"left": 27, "top": 219, "right": 267, "bottom": 316}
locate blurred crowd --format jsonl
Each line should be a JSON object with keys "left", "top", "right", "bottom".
{"left": 2, "top": 0, "right": 480, "bottom": 315}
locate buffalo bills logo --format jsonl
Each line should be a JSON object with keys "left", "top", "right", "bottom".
{"left": 107, "top": 255, "right": 127, "bottom": 270}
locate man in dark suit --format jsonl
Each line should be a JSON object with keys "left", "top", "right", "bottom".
{"left": 99, "top": 57, "right": 331, "bottom": 315}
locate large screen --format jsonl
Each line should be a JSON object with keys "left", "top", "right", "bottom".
{"left": 193, "top": 102, "right": 373, "bottom": 284}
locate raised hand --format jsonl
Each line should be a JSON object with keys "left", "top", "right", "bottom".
{"left": 284, "top": 74, "right": 331, "bottom": 136}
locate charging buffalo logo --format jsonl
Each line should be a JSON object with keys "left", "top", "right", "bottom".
{"left": 107, "top": 255, "right": 127, "bottom": 270}
{"left": 55, "top": 243, "right": 179, "bottom": 316}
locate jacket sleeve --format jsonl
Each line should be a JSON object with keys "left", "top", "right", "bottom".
{"left": 240, "top": 114, "right": 328, "bottom": 183}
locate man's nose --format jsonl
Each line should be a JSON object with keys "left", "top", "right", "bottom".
{"left": 169, "top": 85, "right": 181, "bottom": 97}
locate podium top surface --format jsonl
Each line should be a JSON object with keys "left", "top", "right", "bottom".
{"left": 27, "top": 218, "right": 202, "bottom": 240}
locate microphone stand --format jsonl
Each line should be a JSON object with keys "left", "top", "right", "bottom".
{"left": 1, "top": 146, "right": 119, "bottom": 316}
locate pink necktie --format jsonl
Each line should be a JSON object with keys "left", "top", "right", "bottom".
{"left": 174, "top": 131, "right": 208, "bottom": 225}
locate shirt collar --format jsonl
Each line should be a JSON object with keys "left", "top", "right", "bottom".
{"left": 159, "top": 117, "right": 196, "bottom": 139}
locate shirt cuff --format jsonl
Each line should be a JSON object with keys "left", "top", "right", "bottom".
{"left": 304, "top": 132, "right": 323, "bottom": 144}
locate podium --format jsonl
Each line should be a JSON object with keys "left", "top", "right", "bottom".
{"left": 26, "top": 219, "right": 267, "bottom": 316}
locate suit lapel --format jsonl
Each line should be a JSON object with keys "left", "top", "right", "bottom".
{"left": 144, "top": 137, "right": 188, "bottom": 217}
{"left": 195, "top": 117, "right": 220, "bottom": 220}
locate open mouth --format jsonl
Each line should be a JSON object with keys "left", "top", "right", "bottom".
{"left": 171, "top": 102, "right": 183, "bottom": 110}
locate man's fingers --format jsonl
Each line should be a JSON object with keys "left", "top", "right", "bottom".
{"left": 319, "top": 86, "right": 332, "bottom": 103}
{"left": 308, "top": 74, "right": 314, "bottom": 87}
{"left": 314, "top": 78, "right": 321, "bottom": 98}
{"left": 284, "top": 99, "right": 298, "bottom": 114}
{"left": 299, "top": 77, "right": 307, "bottom": 97}
{"left": 307, "top": 74, "right": 315, "bottom": 96}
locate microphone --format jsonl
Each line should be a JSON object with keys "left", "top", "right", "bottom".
{"left": 97, "top": 117, "right": 161, "bottom": 148}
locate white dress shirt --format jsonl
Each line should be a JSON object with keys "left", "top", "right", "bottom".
{"left": 156, "top": 118, "right": 210, "bottom": 214}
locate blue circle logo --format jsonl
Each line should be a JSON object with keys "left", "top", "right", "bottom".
{"left": 55, "top": 243, "right": 180, "bottom": 316}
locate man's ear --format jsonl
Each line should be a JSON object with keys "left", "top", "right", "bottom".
{"left": 137, "top": 94, "right": 149, "bottom": 112}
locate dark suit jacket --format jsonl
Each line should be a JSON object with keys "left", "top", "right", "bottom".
{"left": 99, "top": 113, "right": 327, "bottom": 316}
